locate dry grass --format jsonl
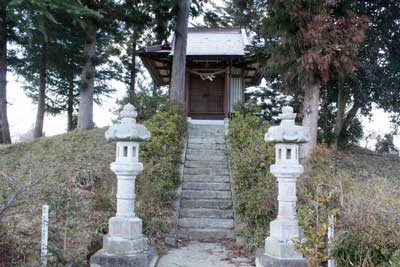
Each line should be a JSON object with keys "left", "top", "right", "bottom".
{"left": 0, "top": 128, "right": 115, "bottom": 267}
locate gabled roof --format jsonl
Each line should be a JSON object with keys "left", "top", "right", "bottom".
{"left": 171, "top": 28, "right": 250, "bottom": 56}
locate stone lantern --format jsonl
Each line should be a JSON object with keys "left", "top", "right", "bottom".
{"left": 256, "top": 106, "right": 310, "bottom": 267}
{"left": 91, "top": 104, "right": 156, "bottom": 267}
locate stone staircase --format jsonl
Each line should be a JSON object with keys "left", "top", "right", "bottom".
{"left": 177, "top": 123, "right": 234, "bottom": 241}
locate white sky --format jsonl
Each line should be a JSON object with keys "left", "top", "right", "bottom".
{"left": 7, "top": 73, "right": 126, "bottom": 140}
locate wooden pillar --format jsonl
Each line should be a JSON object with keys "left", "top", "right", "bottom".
{"left": 224, "top": 67, "right": 230, "bottom": 118}
{"left": 185, "top": 70, "right": 190, "bottom": 116}
{"left": 241, "top": 68, "right": 246, "bottom": 102}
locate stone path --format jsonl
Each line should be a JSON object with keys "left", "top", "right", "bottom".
{"left": 156, "top": 241, "right": 253, "bottom": 267}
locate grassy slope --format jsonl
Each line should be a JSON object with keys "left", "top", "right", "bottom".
{"left": 333, "top": 145, "right": 400, "bottom": 179}
{"left": 0, "top": 128, "right": 114, "bottom": 178}
{"left": 0, "top": 128, "right": 116, "bottom": 266}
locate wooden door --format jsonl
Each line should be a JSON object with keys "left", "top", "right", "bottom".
{"left": 190, "top": 74, "right": 224, "bottom": 118}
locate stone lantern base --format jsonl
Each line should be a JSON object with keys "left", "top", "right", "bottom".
{"left": 90, "top": 248, "right": 157, "bottom": 267}
{"left": 90, "top": 217, "right": 157, "bottom": 267}
{"left": 90, "top": 241, "right": 157, "bottom": 267}
{"left": 256, "top": 248, "right": 307, "bottom": 267}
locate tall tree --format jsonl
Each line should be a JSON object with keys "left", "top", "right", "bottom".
{"left": 119, "top": 0, "right": 152, "bottom": 96}
{"left": 33, "top": 41, "right": 47, "bottom": 138}
{"left": 329, "top": 1, "right": 400, "bottom": 148}
{"left": 169, "top": 0, "right": 190, "bottom": 104}
{"left": 78, "top": 17, "right": 97, "bottom": 130}
{"left": 78, "top": 0, "right": 120, "bottom": 130}
{"left": 13, "top": 0, "right": 99, "bottom": 137}
{"left": 261, "top": 1, "right": 368, "bottom": 157}
{"left": 0, "top": 1, "right": 11, "bottom": 144}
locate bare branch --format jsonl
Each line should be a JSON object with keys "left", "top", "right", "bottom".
{"left": 0, "top": 173, "right": 42, "bottom": 222}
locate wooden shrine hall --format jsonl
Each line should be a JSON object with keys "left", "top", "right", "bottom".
{"left": 139, "top": 28, "right": 262, "bottom": 119}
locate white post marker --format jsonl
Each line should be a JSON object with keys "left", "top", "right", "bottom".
{"left": 41, "top": 204, "right": 49, "bottom": 267}
{"left": 328, "top": 215, "right": 336, "bottom": 267}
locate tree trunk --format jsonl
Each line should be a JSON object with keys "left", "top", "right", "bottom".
{"left": 129, "top": 35, "right": 137, "bottom": 96}
{"left": 337, "top": 100, "right": 360, "bottom": 145}
{"left": 78, "top": 19, "right": 96, "bottom": 130}
{"left": 67, "top": 77, "right": 74, "bottom": 131}
{"left": 169, "top": 0, "right": 190, "bottom": 104}
{"left": 333, "top": 80, "right": 346, "bottom": 150}
{"left": 302, "top": 81, "right": 321, "bottom": 159}
{"left": 0, "top": 5, "right": 11, "bottom": 144}
{"left": 33, "top": 42, "right": 48, "bottom": 138}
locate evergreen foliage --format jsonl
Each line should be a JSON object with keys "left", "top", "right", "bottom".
{"left": 375, "top": 133, "right": 399, "bottom": 155}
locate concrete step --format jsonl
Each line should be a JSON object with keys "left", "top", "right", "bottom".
{"left": 178, "top": 218, "right": 234, "bottom": 229}
{"left": 181, "top": 199, "right": 233, "bottom": 209}
{"left": 184, "top": 167, "right": 211, "bottom": 176}
{"left": 184, "top": 167, "right": 229, "bottom": 176}
{"left": 182, "top": 190, "right": 231, "bottom": 199}
{"left": 186, "top": 153, "right": 227, "bottom": 162}
{"left": 184, "top": 161, "right": 228, "bottom": 169}
{"left": 184, "top": 175, "right": 230, "bottom": 183}
{"left": 182, "top": 182, "right": 230, "bottom": 191}
{"left": 188, "top": 135, "right": 225, "bottom": 140}
{"left": 188, "top": 131, "right": 224, "bottom": 137}
{"left": 186, "top": 149, "right": 226, "bottom": 156}
{"left": 189, "top": 125, "right": 225, "bottom": 133}
{"left": 177, "top": 228, "right": 235, "bottom": 241}
{"left": 180, "top": 208, "right": 233, "bottom": 219}
{"left": 188, "top": 138, "right": 225, "bottom": 145}
{"left": 187, "top": 143, "right": 225, "bottom": 150}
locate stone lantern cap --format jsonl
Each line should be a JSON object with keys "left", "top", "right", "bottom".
{"left": 105, "top": 104, "right": 151, "bottom": 141}
{"left": 264, "top": 106, "right": 310, "bottom": 144}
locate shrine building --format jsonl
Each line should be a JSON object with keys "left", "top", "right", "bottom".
{"left": 139, "top": 28, "right": 262, "bottom": 119}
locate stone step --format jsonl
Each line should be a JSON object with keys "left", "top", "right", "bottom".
{"left": 184, "top": 167, "right": 211, "bottom": 176}
{"left": 184, "top": 175, "right": 230, "bottom": 183}
{"left": 180, "top": 208, "right": 234, "bottom": 219}
{"left": 182, "top": 182, "right": 230, "bottom": 191}
{"left": 189, "top": 125, "right": 225, "bottom": 132}
{"left": 188, "top": 138, "right": 225, "bottom": 145}
{"left": 188, "top": 133, "right": 225, "bottom": 140}
{"left": 177, "top": 228, "right": 235, "bottom": 241}
{"left": 185, "top": 153, "right": 227, "bottom": 162}
{"left": 186, "top": 149, "right": 226, "bottom": 156}
{"left": 184, "top": 161, "right": 228, "bottom": 169}
{"left": 184, "top": 167, "right": 229, "bottom": 176}
{"left": 182, "top": 190, "right": 231, "bottom": 199}
{"left": 181, "top": 199, "right": 233, "bottom": 209}
{"left": 187, "top": 143, "right": 225, "bottom": 150}
{"left": 178, "top": 218, "right": 234, "bottom": 229}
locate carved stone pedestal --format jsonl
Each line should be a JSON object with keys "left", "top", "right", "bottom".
{"left": 256, "top": 248, "right": 307, "bottom": 267}
{"left": 256, "top": 106, "right": 309, "bottom": 267}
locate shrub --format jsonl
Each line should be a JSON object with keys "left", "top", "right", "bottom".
{"left": 296, "top": 146, "right": 342, "bottom": 266}
{"left": 136, "top": 103, "right": 187, "bottom": 244}
{"left": 228, "top": 112, "right": 277, "bottom": 250}
{"left": 118, "top": 87, "right": 168, "bottom": 122}
{"left": 332, "top": 178, "right": 400, "bottom": 267}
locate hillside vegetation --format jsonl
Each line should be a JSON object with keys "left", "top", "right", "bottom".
{"left": 228, "top": 113, "right": 400, "bottom": 267}
{"left": 0, "top": 105, "right": 186, "bottom": 267}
